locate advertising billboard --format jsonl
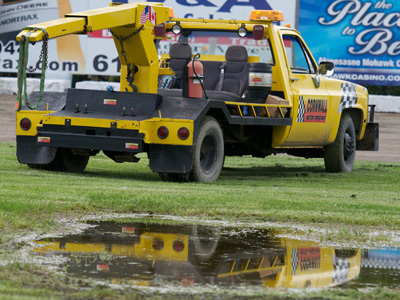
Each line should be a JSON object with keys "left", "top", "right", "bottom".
{"left": 299, "top": 0, "right": 400, "bottom": 86}
{"left": 0, "top": 0, "right": 115, "bottom": 77}
{"left": 0, "top": 0, "right": 296, "bottom": 78}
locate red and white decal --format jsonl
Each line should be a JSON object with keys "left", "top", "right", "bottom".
{"left": 125, "top": 143, "right": 139, "bottom": 150}
{"left": 122, "top": 227, "right": 136, "bottom": 234}
{"left": 96, "top": 264, "right": 110, "bottom": 272}
{"left": 297, "top": 96, "right": 327, "bottom": 123}
{"left": 37, "top": 137, "right": 51, "bottom": 143}
{"left": 103, "top": 99, "right": 117, "bottom": 105}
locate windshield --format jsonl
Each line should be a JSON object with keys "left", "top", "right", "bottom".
{"left": 157, "top": 30, "right": 274, "bottom": 65}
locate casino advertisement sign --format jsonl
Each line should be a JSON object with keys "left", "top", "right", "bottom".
{"left": 0, "top": 0, "right": 296, "bottom": 77}
{"left": 299, "top": 0, "right": 400, "bottom": 86}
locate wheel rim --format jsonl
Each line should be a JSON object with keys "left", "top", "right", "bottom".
{"left": 199, "top": 135, "right": 217, "bottom": 174}
{"left": 343, "top": 130, "right": 355, "bottom": 164}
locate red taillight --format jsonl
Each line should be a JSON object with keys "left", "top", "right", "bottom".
{"left": 173, "top": 240, "right": 185, "bottom": 252}
{"left": 152, "top": 238, "right": 164, "bottom": 250}
{"left": 20, "top": 118, "right": 31, "bottom": 131}
{"left": 177, "top": 127, "right": 189, "bottom": 140}
{"left": 157, "top": 126, "right": 169, "bottom": 139}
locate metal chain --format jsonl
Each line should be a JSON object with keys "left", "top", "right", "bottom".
{"left": 28, "top": 34, "right": 48, "bottom": 73}
{"left": 109, "top": 25, "right": 144, "bottom": 42}
{"left": 109, "top": 26, "right": 143, "bottom": 92}
{"left": 109, "top": 25, "right": 144, "bottom": 64}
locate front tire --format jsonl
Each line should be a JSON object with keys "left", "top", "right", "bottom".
{"left": 324, "top": 113, "right": 356, "bottom": 172}
{"left": 192, "top": 116, "right": 224, "bottom": 182}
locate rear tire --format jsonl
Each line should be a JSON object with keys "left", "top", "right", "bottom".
{"left": 56, "top": 148, "right": 89, "bottom": 172}
{"left": 191, "top": 116, "right": 224, "bottom": 182}
{"left": 32, "top": 148, "right": 89, "bottom": 172}
{"left": 324, "top": 114, "right": 356, "bottom": 172}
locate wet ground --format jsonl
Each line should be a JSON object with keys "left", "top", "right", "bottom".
{"left": 29, "top": 218, "right": 400, "bottom": 292}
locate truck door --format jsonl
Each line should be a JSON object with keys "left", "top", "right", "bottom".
{"left": 280, "top": 32, "right": 333, "bottom": 146}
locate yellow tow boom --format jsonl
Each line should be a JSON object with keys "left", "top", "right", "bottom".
{"left": 16, "top": 2, "right": 171, "bottom": 93}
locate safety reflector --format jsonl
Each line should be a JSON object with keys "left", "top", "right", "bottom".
{"left": 125, "top": 143, "right": 139, "bottom": 150}
{"left": 104, "top": 99, "right": 117, "bottom": 105}
{"left": 157, "top": 126, "right": 169, "bottom": 139}
{"left": 173, "top": 240, "right": 185, "bottom": 252}
{"left": 37, "top": 137, "right": 51, "bottom": 143}
{"left": 177, "top": 127, "right": 189, "bottom": 140}
{"left": 152, "top": 238, "right": 164, "bottom": 250}
{"left": 20, "top": 118, "right": 31, "bottom": 131}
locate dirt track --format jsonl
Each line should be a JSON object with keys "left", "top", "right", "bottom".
{"left": 1, "top": 94, "right": 399, "bottom": 163}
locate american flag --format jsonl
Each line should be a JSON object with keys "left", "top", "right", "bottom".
{"left": 140, "top": 5, "right": 157, "bottom": 25}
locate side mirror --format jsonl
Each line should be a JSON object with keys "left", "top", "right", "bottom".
{"left": 318, "top": 61, "right": 335, "bottom": 76}
{"left": 313, "top": 61, "right": 335, "bottom": 88}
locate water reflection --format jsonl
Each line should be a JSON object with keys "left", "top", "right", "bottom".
{"left": 30, "top": 220, "right": 400, "bottom": 290}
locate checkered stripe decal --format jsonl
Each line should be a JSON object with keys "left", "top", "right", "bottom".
{"left": 297, "top": 96, "right": 305, "bottom": 123}
{"left": 291, "top": 248, "right": 298, "bottom": 275}
{"left": 338, "top": 83, "right": 358, "bottom": 113}
{"left": 332, "top": 257, "right": 350, "bottom": 285}
{"left": 362, "top": 258, "right": 400, "bottom": 269}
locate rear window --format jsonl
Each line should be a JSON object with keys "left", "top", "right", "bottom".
{"left": 157, "top": 30, "right": 274, "bottom": 65}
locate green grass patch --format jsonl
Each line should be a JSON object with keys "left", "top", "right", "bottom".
{"left": 1, "top": 141, "right": 399, "bottom": 235}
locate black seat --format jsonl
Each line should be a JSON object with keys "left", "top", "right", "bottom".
{"left": 216, "top": 45, "right": 250, "bottom": 96}
{"left": 167, "top": 43, "right": 192, "bottom": 88}
{"left": 202, "top": 61, "right": 223, "bottom": 91}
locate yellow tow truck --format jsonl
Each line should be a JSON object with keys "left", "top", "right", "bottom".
{"left": 15, "top": 2, "right": 379, "bottom": 182}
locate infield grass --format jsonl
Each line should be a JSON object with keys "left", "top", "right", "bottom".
{"left": 1, "top": 141, "right": 399, "bottom": 236}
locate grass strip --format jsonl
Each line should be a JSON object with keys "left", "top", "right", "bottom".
{"left": 1, "top": 142, "right": 399, "bottom": 235}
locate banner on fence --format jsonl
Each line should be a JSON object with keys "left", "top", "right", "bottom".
{"left": 0, "top": 0, "right": 295, "bottom": 77}
{"left": 299, "top": 0, "right": 400, "bottom": 86}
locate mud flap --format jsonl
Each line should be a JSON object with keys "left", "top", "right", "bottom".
{"left": 357, "top": 123, "right": 379, "bottom": 151}
{"left": 17, "top": 136, "right": 58, "bottom": 164}
{"left": 148, "top": 144, "right": 193, "bottom": 173}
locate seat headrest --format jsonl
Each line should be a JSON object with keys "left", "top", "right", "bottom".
{"left": 169, "top": 43, "right": 192, "bottom": 60}
{"left": 225, "top": 46, "right": 248, "bottom": 62}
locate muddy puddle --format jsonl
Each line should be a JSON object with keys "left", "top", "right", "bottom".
{"left": 29, "top": 219, "right": 400, "bottom": 291}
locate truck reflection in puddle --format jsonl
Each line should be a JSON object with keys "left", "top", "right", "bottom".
{"left": 30, "top": 221, "right": 397, "bottom": 290}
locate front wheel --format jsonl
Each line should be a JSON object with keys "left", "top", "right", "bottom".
{"left": 192, "top": 116, "right": 224, "bottom": 182}
{"left": 324, "top": 114, "right": 356, "bottom": 172}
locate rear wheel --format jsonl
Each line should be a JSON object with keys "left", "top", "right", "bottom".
{"left": 191, "top": 116, "right": 224, "bottom": 182}
{"left": 30, "top": 148, "right": 89, "bottom": 172}
{"left": 324, "top": 114, "right": 356, "bottom": 172}
{"left": 56, "top": 148, "right": 89, "bottom": 172}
